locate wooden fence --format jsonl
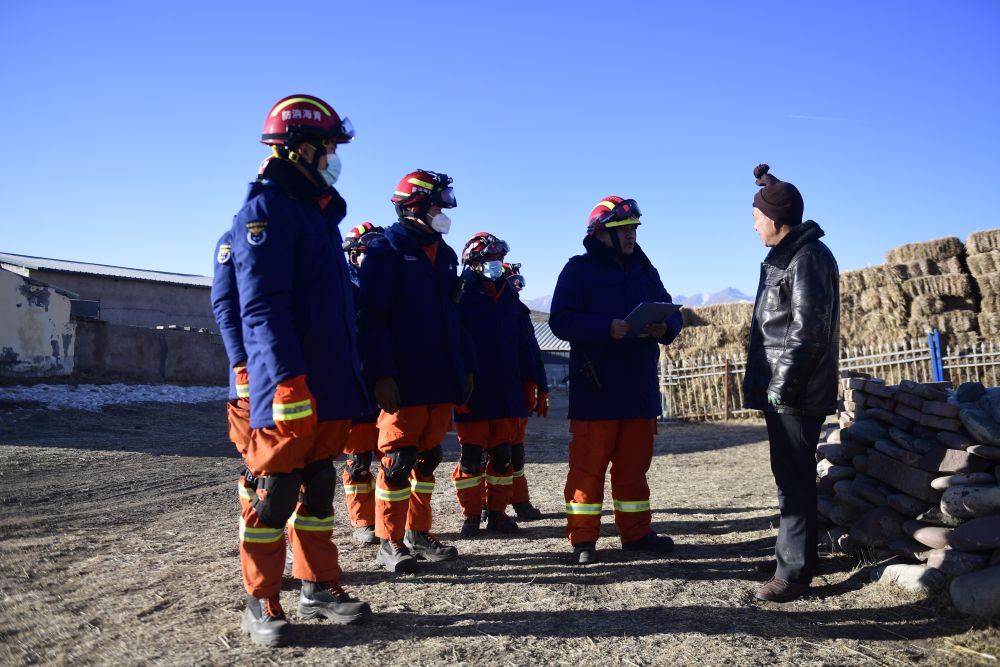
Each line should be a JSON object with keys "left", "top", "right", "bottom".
{"left": 660, "top": 339, "right": 1000, "bottom": 421}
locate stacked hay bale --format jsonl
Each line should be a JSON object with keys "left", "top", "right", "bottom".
{"left": 817, "top": 374, "right": 1000, "bottom": 617}
{"left": 663, "top": 303, "right": 753, "bottom": 363}
{"left": 966, "top": 229, "right": 1000, "bottom": 339}
{"left": 885, "top": 236, "right": 978, "bottom": 348}
{"left": 839, "top": 266, "right": 908, "bottom": 345}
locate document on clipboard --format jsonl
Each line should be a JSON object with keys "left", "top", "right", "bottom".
{"left": 624, "top": 302, "right": 681, "bottom": 338}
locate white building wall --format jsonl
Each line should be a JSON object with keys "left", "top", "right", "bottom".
{"left": 0, "top": 268, "right": 75, "bottom": 376}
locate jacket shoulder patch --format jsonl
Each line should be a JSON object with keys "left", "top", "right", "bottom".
{"left": 246, "top": 220, "right": 268, "bottom": 246}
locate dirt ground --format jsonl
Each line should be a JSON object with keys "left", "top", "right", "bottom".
{"left": 0, "top": 388, "right": 997, "bottom": 666}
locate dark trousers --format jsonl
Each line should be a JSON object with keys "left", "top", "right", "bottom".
{"left": 764, "top": 411, "right": 823, "bottom": 585}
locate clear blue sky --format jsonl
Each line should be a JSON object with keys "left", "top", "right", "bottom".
{"left": 2, "top": 1, "right": 998, "bottom": 301}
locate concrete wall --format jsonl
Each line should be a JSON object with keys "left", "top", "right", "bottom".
{"left": 0, "top": 269, "right": 76, "bottom": 376}
{"left": 74, "top": 320, "right": 228, "bottom": 385}
{"left": 26, "top": 270, "right": 215, "bottom": 330}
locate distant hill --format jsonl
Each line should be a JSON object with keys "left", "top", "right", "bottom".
{"left": 523, "top": 295, "right": 553, "bottom": 312}
{"left": 673, "top": 288, "right": 753, "bottom": 307}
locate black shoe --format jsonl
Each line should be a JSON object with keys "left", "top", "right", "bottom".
{"left": 622, "top": 532, "right": 674, "bottom": 553}
{"left": 404, "top": 530, "right": 459, "bottom": 561}
{"left": 755, "top": 577, "right": 809, "bottom": 603}
{"left": 241, "top": 594, "right": 292, "bottom": 647}
{"left": 298, "top": 581, "right": 372, "bottom": 624}
{"left": 352, "top": 526, "right": 379, "bottom": 545}
{"left": 572, "top": 542, "right": 598, "bottom": 564}
{"left": 460, "top": 516, "right": 481, "bottom": 537}
{"left": 512, "top": 502, "right": 543, "bottom": 521}
{"left": 376, "top": 539, "right": 418, "bottom": 573}
{"left": 486, "top": 511, "right": 519, "bottom": 534}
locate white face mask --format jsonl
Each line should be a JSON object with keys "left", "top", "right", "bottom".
{"left": 429, "top": 211, "right": 451, "bottom": 234}
{"left": 480, "top": 260, "right": 505, "bottom": 280}
{"left": 319, "top": 152, "right": 341, "bottom": 186}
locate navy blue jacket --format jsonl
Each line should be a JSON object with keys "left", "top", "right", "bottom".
{"left": 211, "top": 229, "right": 245, "bottom": 401}
{"left": 456, "top": 271, "right": 536, "bottom": 422}
{"left": 519, "top": 302, "right": 549, "bottom": 394}
{"left": 549, "top": 237, "right": 682, "bottom": 420}
{"left": 358, "top": 221, "right": 473, "bottom": 407}
{"left": 348, "top": 264, "right": 377, "bottom": 425}
{"left": 229, "top": 160, "right": 366, "bottom": 428}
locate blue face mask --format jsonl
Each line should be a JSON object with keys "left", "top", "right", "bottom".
{"left": 320, "top": 152, "right": 341, "bottom": 186}
{"left": 479, "top": 260, "right": 505, "bottom": 281}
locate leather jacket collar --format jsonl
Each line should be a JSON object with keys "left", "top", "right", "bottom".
{"left": 764, "top": 221, "right": 824, "bottom": 269}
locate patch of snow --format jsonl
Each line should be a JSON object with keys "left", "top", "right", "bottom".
{"left": 0, "top": 383, "right": 227, "bottom": 412}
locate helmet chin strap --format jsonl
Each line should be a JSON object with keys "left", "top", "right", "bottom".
{"left": 608, "top": 229, "right": 624, "bottom": 255}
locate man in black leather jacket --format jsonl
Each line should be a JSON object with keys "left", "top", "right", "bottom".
{"left": 743, "top": 164, "right": 839, "bottom": 603}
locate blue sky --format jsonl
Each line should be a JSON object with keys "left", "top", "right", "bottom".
{"left": 2, "top": 1, "right": 998, "bottom": 301}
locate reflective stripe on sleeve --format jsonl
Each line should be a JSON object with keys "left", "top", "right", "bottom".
{"left": 272, "top": 399, "right": 313, "bottom": 422}
{"left": 236, "top": 383, "right": 250, "bottom": 398}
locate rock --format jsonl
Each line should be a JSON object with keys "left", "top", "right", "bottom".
{"left": 872, "top": 563, "right": 946, "bottom": 593}
{"left": 866, "top": 380, "right": 896, "bottom": 398}
{"left": 895, "top": 391, "right": 925, "bottom": 411}
{"left": 895, "top": 404, "right": 924, "bottom": 423}
{"left": 888, "top": 536, "right": 933, "bottom": 561}
{"left": 969, "top": 444, "right": 1000, "bottom": 462}
{"left": 920, "top": 413, "right": 962, "bottom": 433}
{"left": 853, "top": 455, "right": 868, "bottom": 474}
{"left": 817, "top": 442, "right": 865, "bottom": 464}
{"left": 846, "top": 376, "right": 868, "bottom": 390}
{"left": 922, "top": 400, "right": 959, "bottom": 419}
{"left": 853, "top": 474, "right": 892, "bottom": 507}
{"left": 957, "top": 381, "right": 987, "bottom": 404}
{"left": 899, "top": 379, "right": 949, "bottom": 402}
{"left": 849, "top": 507, "right": 907, "bottom": 547}
{"left": 930, "top": 472, "right": 996, "bottom": 490}
{"left": 874, "top": 439, "right": 923, "bottom": 467}
{"left": 840, "top": 488, "right": 877, "bottom": 514}
{"left": 982, "top": 389, "right": 1000, "bottom": 423}
{"left": 817, "top": 495, "right": 838, "bottom": 522}
{"left": 839, "top": 414, "right": 855, "bottom": 429}
{"left": 941, "top": 485, "right": 1000, "bottom": 520}
{"left": 826, "top": 428, "right": 842, "bottom": 444}
{"left": 829, "top": 503, "right": 860, "bottom": 528}
{"left": 818, "top": 526, "right": 848, "bottom": 554}
{"left": 926, "top": 548, "right": 990, "bottom": 577}
{"left": 950, "top": 565, "right": 1000, "bottom": 616}
{"left": 887, "top": 493, "right": 932, "bottom": 517}
{"left": 866, "top": 450, "right": 944, "bottom": 504}
{"left": 817, "top": 476, "right": 836, "bottom": 497}
{"left": 992, "top": 550, "right": 1000, "bottom": 567}
{"left": 916, "top": 506, "right": 964, "bottom": 527}
{"left": 817, "top": 460, "right": 854, "bottom": 482}
{"left": 841, "top": 419, "right": 888, "bottom": 446}
{"left": 938, "top": 431, "right": 975, "bottom": 450}
{"left": 960, "top": 408, "right": 1000, "bottom": 446}
{"left": 912, "top": 425, "right": 941, "bottom": 441}
{"left": 868, "top": 407, "right": 898, "bottom": 426}
{"left": 918, "top": 448, "right": 993, "bottom": 474}
{"left": 904, "top": 521, "right": 953, "bottom": 549}
{"left": 949, "top": 515, "right": 1000, "bottom": 551}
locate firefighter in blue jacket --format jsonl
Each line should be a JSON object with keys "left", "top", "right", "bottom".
{"left": 550, "top": 195, "right": 683, "bottom": 565}
{"left": 452, "top": 233, "right": 537, "bottom": 537}
{"left": 358, "top": 169, "right": 474, "bottom": 573}
{"left": 228, "top": 94, "right": 371, "bottom": 646}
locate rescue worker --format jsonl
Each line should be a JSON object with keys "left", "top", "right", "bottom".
{"left": 549, "top": 196, "right": 683, "bottom": 564}
{"left": 229, "top": 94, "right": 371, "bottom": 646}
{"left": 340, "top": 222, "right": 385, "bottom": 546}
{"left": 358, "top": 169, "right": 473, "bottom": 573}
{"left": 452, "top": 233, "right": 537, "bottom": 537}
{"left": 744, "top": 164, "right": 839, "bottom": 603}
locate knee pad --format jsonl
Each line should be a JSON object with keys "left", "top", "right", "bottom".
{"left": 301, "top": 458, "right": 336, "bottom": 519}
{"left": 459, "top": 444, "right": 484, "bottom": 475}
{"left": 511, "top": 443, "right": 525, "bottom": 472}
{"left": 489, "top": 442, "right": 512, "bottom": 473}
{"left": 346, "top": 451, "right": 374, "bottom": 482}
{"left": 414, "top": 445, "right": 443, "bottom": 476}
{"left": 381, "top": 447, "right": 418, "bottom": 487}
{"left": 251, "top": 470, "right": 303, "bottom": 528}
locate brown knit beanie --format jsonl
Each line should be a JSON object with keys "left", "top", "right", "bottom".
{"left": 753, "top": 164, "right": 803, "bottom": 226}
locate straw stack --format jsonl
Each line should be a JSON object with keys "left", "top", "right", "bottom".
{"left": 664, "top": 303, "right": 753, "bottom": 362}
{"left": 966, "top": 230, "right": 1000, "bottom": 338}
{"left": 839, "top": 266, "right": 908, "bottom": 344}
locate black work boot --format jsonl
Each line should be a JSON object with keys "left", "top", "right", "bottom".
{"left": 376, "top": 539, "right": 418, "bottom": 574}
{"left": 241, "top": 594, "right": 292, "bottom": 647}
{"left": 404, "top": 530, "right": 459, "bottom": 561}
{"left": 622, "top": 532, "right": 674, "bottom": 553}
{"left": 352, "top": 526, "right": 379, "bottom": 545}
{"left": 572, "top": 542, "right": 598, "bottom": 565}
{"left": 460, "top": 516, "right": 481, "bottom": 537}
{"left": 486, "top": 511, "right": 519, "bottom": 534}
{"left": 298, "top": 581, "right": 372, "bottom": 624}
{"left": 512, "top": 501, "right": 543, "bottom": 521}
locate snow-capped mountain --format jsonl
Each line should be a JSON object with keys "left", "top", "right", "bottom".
{"left": 523, "top": 295, "right": 553, "bottom": 312}
{"left": 673, "top": 288, "right": 753, "bottom": 306}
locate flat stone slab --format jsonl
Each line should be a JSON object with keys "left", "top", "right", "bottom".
{"left": 949, "top": 515, "right": 1000, "bottom": 551}
{"left": 923, "top": 400, "right": 959, "bottom": 418}
{"left": 926, "top": 548, "right": 990, "bottom": 577}
{"left": 921, "top": 413, "right": 963, "bottom": 433}
{"left": 930, "top": 472, "right": 996, "bottom": 490}
{"left": 916, "top": 506, "right": 964, "bottom": 527}
{"left": 866, "top": 450, "right": 944, "bottom": 504}
{"left": 874, "top": 439, "right": 923, "bottom": 467}
{"left": 895, "top": 391, "right": 925, "bottom": 411}
{"left": 941, "top": 485, "right": 1000, "bottom": 520}
{"left": 950, "top": 565, "right": 1000, "bottom": 616}
{"left": 888, "top": 536, "right": 933, "bottom": 562}
{"left": 895, "top": 404, "right": 924, "bottom": 423}
{"left": 899, "top": 379, "right": 949, "bottom": 402}
{"left": 853, "top": 473, "right": 893, "bottom": 507}
{"left": 918, "top": 448, "right": 993, "bottom": 474}
{"left": 841, "top": 419, "right": 889, "bottom": 446}
{"left": 887, "top": 492, "right": 932, "bottom": 517}
{"left": 849, "top": 506, "right": 907, "bottom": 547}
{"left": 872, "top": 563, "right": 946, "bottom": 593}
{"left": 904, "top": 520, "right": 953, "bottom": 549}
{"left": 969, "top": 444, "right": 1000, "bottom": 462}
{"left": 938, "top": 431, "right": 976, "bottom": 450}
{"left": 960, "top": 408, "right": 1000, "bottom": 445}
{"left": 866, "top": 380, "right": 896, "bottom": 399}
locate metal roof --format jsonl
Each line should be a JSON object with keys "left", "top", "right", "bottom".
{"left": 0, "top": 252, "right": 212, "bottom": 288}
{"left": 533, "top": 320, "right": 570, "bottom": 352}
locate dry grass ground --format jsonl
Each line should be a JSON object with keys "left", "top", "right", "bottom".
{"left": 0, "top": 388, "right": 998, "bottom": 666}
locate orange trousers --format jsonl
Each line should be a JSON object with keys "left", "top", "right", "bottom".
{"left": 453, "top": 418, "right": 515, "bottom": 517}
{"left": 375, "top": 404, "right": 452, "bottom": 542}
{"left": 227, "top": 398, "right": 252, "bottom": 456}
{"left": 564, "top": 419, "right": 656, "bottom": 545}
{"left": 511, "top": 416, "right": 531, "bottom": 504}
{"left": 239, "top": 420, "right": 350, "bottom": 598}
{"left": 342, "top": 421, "right": 377, "bottom": 528}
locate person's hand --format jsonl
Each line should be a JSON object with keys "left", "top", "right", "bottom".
{"left": 375, "top": 376, "right": 401, "bottom": 414}
{"left": 523, "top": 383, "right": 538, "bottom": 412}
{"left": 610, "top": 319, "right": 629, "bottom": 340}
{"left": 234, "top": 365, "right": 249, "bottom": 399}
{"left": 535, "top": 390, "right": 549, "bottom": 417}
{"left": 465, "top": 371, "right": 475, "bottom": 404}
{"left": 272, "top": 374, "right": 317, "bottom": 438}
{"left": 767, "top": 392, "right": 782, "bottom": 407}
{"left": 643, "top": 322, "right": 668, "bottom": 338}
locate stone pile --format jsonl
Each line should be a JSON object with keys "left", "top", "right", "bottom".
{"left": 817, "top": 373, "right": 1000, "bottom": 617}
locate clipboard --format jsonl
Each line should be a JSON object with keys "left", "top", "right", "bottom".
{"left": 624, "top": 302, "right": 681, "bottom": 338}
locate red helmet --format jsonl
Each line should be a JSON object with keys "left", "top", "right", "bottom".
{"left": 391, "top": 170, "right": 457, "bottom": 211}
{"left": 503, "top": 262, "right": 526, "bottom": 291}
{"left": 587, "top": 195, "right": 642, "bottom": 235}
{"left": 462, "top": 232, "right": 509, "bottom": 266}
{"left": 342, "top": 222, "right": 385, "bottom": 253}
{"left": 261, "top": 94, "right": 355, "bottom": 147}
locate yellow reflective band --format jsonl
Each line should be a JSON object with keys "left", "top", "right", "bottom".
{"left": 485, "top": 474, "right": 513, "bottom": 486}
{"left": 344, "top": 481, "right": 374, "bottom": 495}
{"left": 272, "top": 399, "right": 313, "bottom": 421}
{"left": 376, "top": 487, "right": 412, "bottom": 502}
{"left": 270, "top": 96, "right": 331, "bottom": 117}
{"left": 604, "top": 218, "right": 641, "bottom": 229}
{"left": 411, "top": 479, "right": 435, "bottom": 494}
{"left": 453, "top": 475, "right": 484, "bottom": 490}
{"left": 394, "top": 190, "right": 410, "bottom": 198}
{"left": 289, "top": 512, "right": 334, "bottom": 532}
{"left": 238, "top": 482, "right": 255, "bottom": 501}
{"left": 566, "top": 502, "right": 603, "bottom": 516}
{"left": 596, "top": 200, "right": 616, "bottom": 210}
{"left": 236, "top": 383, "right": 249, "bottom": 398}
{"left": 612, "top": 499, "right": 650, "bottom": 513}
{"left": 407, "top": 177, "right": 434, "bottom": 190}
{"left": 512, "top": 469, "right": 525, "bottom": 478}
{"left": 239, "top": 519, "right": 284, "bottom": 544}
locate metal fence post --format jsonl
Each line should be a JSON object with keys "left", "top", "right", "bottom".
{"left": 723, "top": 358, "right": 731, "bottom": 421}
{"left": 928, "top": 328, "right": 944, "bottom": 382}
